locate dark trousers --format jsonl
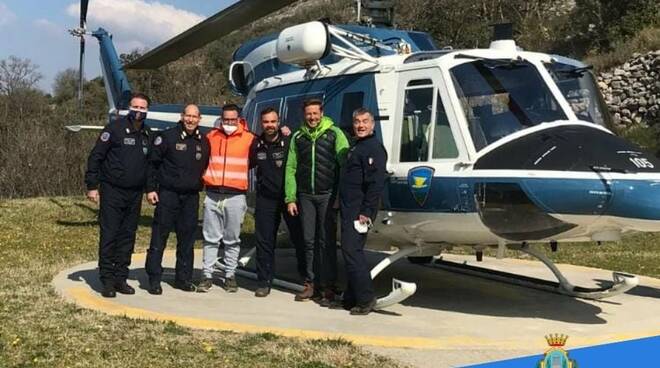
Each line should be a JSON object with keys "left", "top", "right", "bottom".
{"left": 340, "top": 207, "right": 375, "bottom": 305}
{"left": 255, "top": 195, "right": 305, "bottom": 287}
{"left": 298, "top": 192, "right": 337, "bottom": 287}
{"left": 98, "top": 182, "right": 143, "bottom": 284}
{"left": 145, "top": 189, "right": 199, "bottom": 284}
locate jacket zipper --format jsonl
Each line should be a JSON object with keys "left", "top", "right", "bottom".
{"left": 222, "top": 136, "right": 228, "bottom": 186}
{"left": 311, "top": 137, "right": 316, "bottom": 194}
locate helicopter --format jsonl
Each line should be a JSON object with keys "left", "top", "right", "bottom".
{"left": 68, "top": 0, "right": 660, "bottom": 309}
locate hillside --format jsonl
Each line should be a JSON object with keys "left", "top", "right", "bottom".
{"left": 0, "top": 0, "right": 658, "bottom": 198}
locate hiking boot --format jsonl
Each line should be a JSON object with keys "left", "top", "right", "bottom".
{"left": 254, "top": 287, "right": 271, "bottom": 297}
{"left": 294, "top": 281, "right": 315, "bottom": 302}
{"left": 148, "top": 282, "right": 163, "bottom": 295}
{"left": 196, "top": 277, "right": 213, "bottom": 293}
{"left": 318, "top": 287, "right": 339, "bottom": 307}
{"left": 115, "top": 281, "right": 135, "bottom": 295}
{"left": 328, "top": 299, "right": 355, "bottom": 311}
{"left": 101, "top": 282, "right": 116, "bottom": 298}
{"left": 350, "top": 299, "right": 377, "bottom": 316}
{"left": 174, "top": 280, "right": 196, "bottom": 292}
{"left": 224, "top": 277, "right": 238, "bottom": 293}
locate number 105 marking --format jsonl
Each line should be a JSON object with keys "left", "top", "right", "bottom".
{"left": 629, "top": 157, "right": 655, "bottom": 168}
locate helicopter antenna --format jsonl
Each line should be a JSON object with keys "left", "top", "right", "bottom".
{"left": 68, "top": 0, "right": 89, "bottom": 112}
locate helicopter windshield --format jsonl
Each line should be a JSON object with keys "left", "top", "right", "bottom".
{"left": 545, "top": 62, "right": 613, "bottom": 128}
{"left": 451, "top": 59, "right": 567, "bottom": 151}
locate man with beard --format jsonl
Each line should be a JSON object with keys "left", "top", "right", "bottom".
{"left": 249, "top": 107, "right": 305, "bottom": 297}
{"left": 85, "top": 92, "right": 152, "bottom": 298}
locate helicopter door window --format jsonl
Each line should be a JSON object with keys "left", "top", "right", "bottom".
{"left": 284, "top": 93, "right": 325, "bottom": 131}
{"left": 400, "top": 82, "right": 433, "bottom": 162}
{"left": 431, "top": 91, "right": 459, "bottom": 159}
{"left": 340, "top": 92, "right": 365, "bottom": 136}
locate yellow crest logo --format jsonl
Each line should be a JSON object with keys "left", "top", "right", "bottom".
{"left": 412, "top": 176, "right": 427, "bottom": 189}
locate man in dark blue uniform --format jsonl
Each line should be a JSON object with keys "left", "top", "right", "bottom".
{"left": 250, "top": 107, "right": 305, "bottom": 297}
{"left": 335, "top": 108, "right": 387, "bottom": 315}
{"left": 85, "top": 93, "right": 151, "bottom": 298}
{"left": 144, "top": 104, "right": 210, "bottom": 295}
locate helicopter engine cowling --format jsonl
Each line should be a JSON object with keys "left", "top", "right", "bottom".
{"left": 276, "top": 21, "right": 331, "bottom": 66}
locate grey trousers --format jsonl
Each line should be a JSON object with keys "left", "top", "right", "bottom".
{"left": 298, "top": 192, "right": 337, "bottom": 287}
{"left": 202, "top": 192, "right": 247, "bottom": 279}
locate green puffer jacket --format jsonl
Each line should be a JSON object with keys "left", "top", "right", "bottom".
{"left": 284, "top": 116, "right": 349, "bottom": 203}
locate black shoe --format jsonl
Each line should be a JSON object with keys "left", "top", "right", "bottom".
{"left": 254, "top": 287, "right": 270, "bottom": 297}
{"left": 174, "top": 280, "right": 196, "bottom": 292}
{"left": 328, "top": 299, "right": 355, "bottom": 311}
{"left": 148, "top": 283, "right": 162, "bottom": 295}
{"left": 101, "top": 283, "right": 116, "bottom": 298}
{"left": 224, "top": 277, "right": 238, "bottom": 293}
{"left": 115, "top": 281, "right": 135, "bottom": 295}
{"left": 350, "top": 299, "right": 377, "bottom": 315}
{"left": 196, "top": 278, "right": 213, "bottom": 293}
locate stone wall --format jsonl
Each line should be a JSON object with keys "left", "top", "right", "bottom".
{"left": 597, "top": 50, "right": 660, "bottom": 129}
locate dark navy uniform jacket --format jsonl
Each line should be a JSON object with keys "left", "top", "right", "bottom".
{"left": 146, "top": 123, "right": 210, "bottom": 193}
{"left": 249, "top": 133, "right": 290, "bottom": 200}
{"left": 85, "top": 118, "right": 152, "bottom": 190}
{"left": 339, "top": 134, "right": 387, "bottom": 219}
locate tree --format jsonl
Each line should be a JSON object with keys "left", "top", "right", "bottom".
{"left": 52, "top": 68, "right": 79, "bottom": 104}
{"left": 0, "top": 56, "right": 42, "bottom": 96}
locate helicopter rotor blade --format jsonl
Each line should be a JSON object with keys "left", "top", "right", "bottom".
{"left": 80, "top": 0, "right": 88, "bottom": 28}
{"left": 78, "top": 0, "right": 89, "bottom": 110}
{"left": 126, "top": 0, "right": 297, "bottom": 70}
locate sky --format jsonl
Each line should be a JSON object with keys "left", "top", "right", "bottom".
{"left": 0, "top": 0, "right": 239, "bottom": 92}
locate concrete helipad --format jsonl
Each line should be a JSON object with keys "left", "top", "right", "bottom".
{"left": 53, "top": 249, "right": 660, "bottom": 368}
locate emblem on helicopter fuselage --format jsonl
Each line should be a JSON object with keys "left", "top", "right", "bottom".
{"left": 408, "top": 166, "right": 435, "bottom": 206}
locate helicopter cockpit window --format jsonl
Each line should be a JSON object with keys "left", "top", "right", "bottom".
{"left": 400, "top": 80, "right": 433, "bottom": 162}
{"left": 451, "top": 60, "right": 567, "bottom": 151}
{"left": 284, "top": 93, "right": 325, "bottom": 130}
{"left": 545, "top": 62, "right": 612, "bottom": 127}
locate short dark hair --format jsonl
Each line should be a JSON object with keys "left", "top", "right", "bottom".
{"left": 130, "top": 92, "right": 151, "bottom": 106}
{"left": 352, "top": 107, "right": 373, "bottom": 120}
{"left": 302, "top": 98, "right": 323, "bottom": 111}
{"left": 260, "top": 107, "right": 278, "bottom": 117}
{"left": 222, "top": 103, "right": 241, "bottom": 114}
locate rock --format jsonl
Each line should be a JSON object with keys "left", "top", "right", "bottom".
{"left": 622, "top": 108, "right": 631, "bottom": 117}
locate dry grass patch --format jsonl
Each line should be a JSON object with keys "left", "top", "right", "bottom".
{"left": 0, "top": 197, "right": 402, "bottom": 368}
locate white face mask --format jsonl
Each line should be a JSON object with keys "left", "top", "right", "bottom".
{"left": 222, "top": 124, "right": 238, "bottom": 135}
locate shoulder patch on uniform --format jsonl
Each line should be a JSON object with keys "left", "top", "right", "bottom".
{"left": 154, "top": 136, "right": 163, "bottom": 146}
{"left": 100, "top": 132, "right": 110, "bottom": 142}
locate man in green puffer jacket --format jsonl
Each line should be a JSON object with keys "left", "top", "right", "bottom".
{"left": 285, "top": 98, "right": 349, "bottom": 304}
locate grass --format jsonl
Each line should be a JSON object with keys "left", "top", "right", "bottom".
{"left": 0, "top": 196, "right": 401, "bottom": 368}
{"left": 586, "top": 27, "right": 660, "bottom": 72}
{"left": 1, "top": 196, "right": 659, "bottom": 367}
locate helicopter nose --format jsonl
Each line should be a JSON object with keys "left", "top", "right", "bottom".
{"left": 473, "top": 122, "right": 660, "bottom": 239}
{"left": 603, "top": 178, "right": 660, "bottom": 231}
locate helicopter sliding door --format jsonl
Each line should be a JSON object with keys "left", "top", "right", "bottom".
{"left": 386, "top": 69, "right": 468, "bottom": 213}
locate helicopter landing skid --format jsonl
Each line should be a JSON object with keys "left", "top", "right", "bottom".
{"left": 429, "top": 244, "right": 638, "bottom": 300}
{"left": 218, "top": 245, "right": 440, "bottom": 310}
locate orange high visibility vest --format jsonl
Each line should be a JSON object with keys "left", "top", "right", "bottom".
{"left": 202, "top": 124, "right": 254, "bottom": 190}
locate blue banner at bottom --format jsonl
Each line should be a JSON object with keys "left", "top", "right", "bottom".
{"left": 464, "top": 335, "right": 660, "bottom": 367}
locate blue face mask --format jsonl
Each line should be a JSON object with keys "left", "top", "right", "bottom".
{"left": 127, "top": 108, "right": 148, "bottom": 122}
